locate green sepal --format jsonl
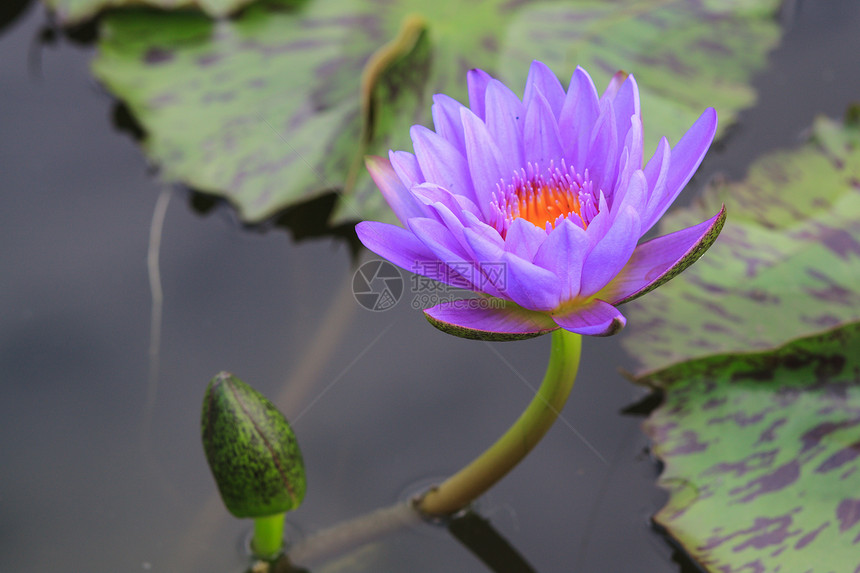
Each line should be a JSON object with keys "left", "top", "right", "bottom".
{"left": 201, "top": 372, "right": 306, "bottom": 518}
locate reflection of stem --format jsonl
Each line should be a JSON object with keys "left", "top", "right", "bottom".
{"left": 140, "top": 187, "right": 183, "bottom": 503}
{"left": 286, "top": 502, "right": 419, "bottom": 566}
{"left": 276, "top": 274, "right": 359, "bottom": 419}
{"left": 418, "top": 330, "right": 582, "bottom": 516}
{"left": 142, "top": 187, "right": 171, "bottom": 446}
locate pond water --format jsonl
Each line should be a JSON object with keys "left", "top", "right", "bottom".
{"left": 2, "top": 1, "right": 860, "bottom": 571}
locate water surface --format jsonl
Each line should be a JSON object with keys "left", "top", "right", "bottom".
{"left": 2, "top": 1, "right": 860, "bottom": 571}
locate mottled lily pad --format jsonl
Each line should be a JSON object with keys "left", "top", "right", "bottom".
{"left": 625, "top": 114, "right": 860, "bottom": 571}
{"left": 44, "top": 0, "right": 255, "bottom": 24}
{"left": 91, "top": 0, "right": 783, "bottom": 224}
{"left": 642, "top": 324, "right": 860, "bottom": 573}
{"left": 624, "top": 114, "right": 860, "bottom": 377}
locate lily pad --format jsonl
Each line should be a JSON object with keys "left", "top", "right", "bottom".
{"left": 91, "top": 0, "right": 783, "bottom": 224}
{"left": 624, "top": 114, "right": 860, "bottom": 571}
{"left": 44, "top": 0, "right": 256, "bottom": 25}
{"left": 624, "top": 114, "right": 860, "bottom": 377}
{"left": 642, "top": 324, "right": 860, "bottom": 573}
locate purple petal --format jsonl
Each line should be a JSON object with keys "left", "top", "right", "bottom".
{"left": 410, "top": 125, "right": 477, "bottom": 205}
{"left": 611, "top": 170, "right": 648, "bottom": 224}
{"left": 523, "top": 89, "right": 565, "bottom": 169}
{"left": 431, "top": 94, "right": 467, "bottom": 152}
{"left": 461, "top": 107, "right": 508, "bottom": 215}
{"left": 585, "top": 99, "right": 619, "bottom": 194}
{"left": 457, "top": 228, "right": 510, "bottom": 299}
{"left": 356, "top": 221, "right": 437, "bottom": 272}
{"left": 623, "top": 115, "right": 644, "bottom": 174}
{"left": 611, "top": 74, "right": 640, "bottom": 146}
{"left": 642, "top": 136, "right": 670, "bottom": 211}
{"left": 559, "top": 66, "right": 600, "bottom": 169}
{"left": 579, "top": 190, "right": 612, "bottom": 248}
{"left": 533, "top": 218, "right": 589, "bottom": 302}
{"left": 389, "top": 150, "right": 423, "bottom": 189}
{"left": 425, "top": 299, "right": 557, "bottom": 341}
{"left": 421, "top": 195, "right": 506, "bottom": 272}
{"left": 552, "top": 298, "right": 626, "bottom": 337}
{"left": 523, "top": 60, "right": 565, "bottom": 118}
{"left": 601, "top": 71, "right": 627, "bottom": 103}
{"left": 485, "top": 80, "right": 525, "bottom": 168}
{"left": 409, "top": 216, "right": 471, "bottom": 269}
{"left": 503, "top": 217, "right": 548, "bottom": 261}
{"left": 613, "top": 74, "right": 640, "bottom": 114}
{"left": 500, "top": 251, "right": 562, "bottom": 310}
{"left": 411, "top": 182, "right": 481, "bottom": 221}
{"left": 579, "top": 205, "right": 641, "bottom": 296}
{"left": 467, "top": 68, "right": 493, "bottom": 121}
{"left": 365, "top": 156, "right": 428, "bottom": 224}
{"left": 423, "top": 194, "right": 473, "bottom": 254}
{"left": 407, "top": 217, "right": 497, "bottom": 294}
{"left": 641, "top": 108, "right": 717, "bottom": 233}
{"left": 609, "top": 116, "right": 643, "bottom": 204}
{"left": 611, "top": 146, "right": 631, "bottom": 209}
{"left": 463, "top": 229, "right": 561, "bottom": 310}
{"left": 600, "top": 205, "right": 727, "bottom": 305}
{"left": 462, "top": 209, "right": 507, "bottom": 251}
{"left": 460, "top": 227, "right": 520, "bottom": 297}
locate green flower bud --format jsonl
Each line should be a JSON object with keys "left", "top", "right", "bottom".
{"left": 201, "top": 372, "right": 306, "bottom": 518}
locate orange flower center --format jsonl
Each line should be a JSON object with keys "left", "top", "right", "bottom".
{"left": 514, "top": 182, "right": 583, "bottom": 230}
{"left": 491, "top": 162, "right": 597, "bottom": 236}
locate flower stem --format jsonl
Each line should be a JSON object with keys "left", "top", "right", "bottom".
{"left": 417, "top": 329, "right": 582, "bottom": 516}
{"left": 252, "top": 513, "right": 286, "bottom": 559}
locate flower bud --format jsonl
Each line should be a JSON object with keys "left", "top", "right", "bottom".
{"left": 201, "top": 372, "right": 306, "bottom": 517}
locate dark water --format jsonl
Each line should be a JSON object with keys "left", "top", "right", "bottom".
{"left": 2, "top": 1, "right": 859, "bottom": 572}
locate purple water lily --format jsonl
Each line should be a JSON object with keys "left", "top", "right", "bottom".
{"left": 356, "top": 61, "right": 725, "bottom": 339}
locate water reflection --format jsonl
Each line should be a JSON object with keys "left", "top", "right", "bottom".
{"left": 0, "top": 0, "right": 33, "bottom": 35}
{"left": 3, "top": 1, "right": 860, "bottom": 572}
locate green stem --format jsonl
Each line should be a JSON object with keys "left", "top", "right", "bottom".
{"left": 417, "top": 329, "right": 582, "bottom": 516}
{"left": 252, "top": 513, "right": 286, "bottom": 559}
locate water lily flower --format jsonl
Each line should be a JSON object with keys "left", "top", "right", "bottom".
{"left": 356, "top": 61, "right": 725, "bottom": 340}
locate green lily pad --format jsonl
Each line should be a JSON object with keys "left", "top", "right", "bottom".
{"left": 641, "top": 324, "right": 860, "bottom": 573}
{"left": 625, "top": 113, "right": 860, "bottom": 571}
{"left": 624, "top": 113, "right": 860, "bottom": 377}
{"left": 91, "top": 0, "right": 783, "bottom": 225}
{"left": 44, "top": 0, "right": 256, "bottom": 25}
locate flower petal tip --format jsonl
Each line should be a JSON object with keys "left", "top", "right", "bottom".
{"left": 593, "top": 315, "right": 626, "bottom": 337}
{"left": 552, "top": 299, "right": 627, "bottom": 337}
{"left": 364, "top": 154, "right": 386, "bottom": 166}
{"left": 610, "top": 204, "right": 727, "bottom": 306}
{"left": 561, "top": 314, "right": 626, "bottom": 337}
